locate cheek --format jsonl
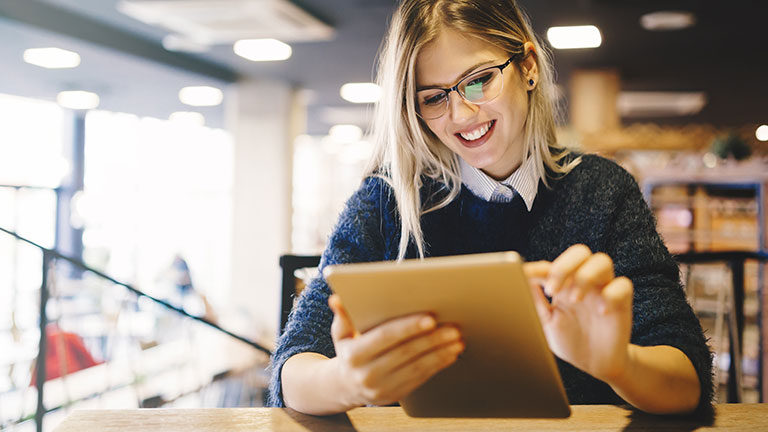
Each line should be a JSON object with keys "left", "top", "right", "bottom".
{"left": 425, "top": 119, "right": 450, "bottom": 141}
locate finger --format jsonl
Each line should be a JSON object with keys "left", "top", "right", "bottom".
{"left": 329, "top": 294, "right": 356, "bottom": 342}
{"left": 600, "top": 276, "right": 633, "bottom": 315}
{"left": 376, "top": 340, "right": 464, "bottom": 403}
{"left": 571, "top": 252, "right": 614, "bottom": 302}
{"left": 369, "top": 325, "right": 462, "bottom": 374}
{"left": 528, "top": 275, "right": 553, "bottom": 323}
{"left": 347, "top": 313, "right": 436, "bottom": 366}
{"left": 523, "top": 261, "right": 551, "bottom": 287}
{"left": 546, "top": 244, "right": 592, "bottom": 296}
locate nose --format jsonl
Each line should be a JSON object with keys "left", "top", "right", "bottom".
{"left": 448, "top": 92, "right": 479, "bottom": 123}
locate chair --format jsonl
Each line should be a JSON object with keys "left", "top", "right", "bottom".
{"left": 278, "top": 255, "right": 321, "bottom": 337}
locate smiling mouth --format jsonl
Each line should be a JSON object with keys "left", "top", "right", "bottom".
{"left": 455, "top": 120, "right": 495, "bottom": 148}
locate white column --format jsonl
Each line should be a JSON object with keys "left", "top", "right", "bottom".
{"left": 226, "top": 79, "right": 304, "bottom": 346}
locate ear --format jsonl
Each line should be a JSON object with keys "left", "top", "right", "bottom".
{"left": 520, "top": 41, "right": 539, "bottom": 91}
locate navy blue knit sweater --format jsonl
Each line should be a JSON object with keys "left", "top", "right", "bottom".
{"left": 268, "top": 154, "right": 713, "bottom": 414}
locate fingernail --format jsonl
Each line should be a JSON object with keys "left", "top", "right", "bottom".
{"left": 420, "top": 316, "right": 436, "bottom": 330}
{"left": 443, "top": 327, "right": 460, "bottom": 341}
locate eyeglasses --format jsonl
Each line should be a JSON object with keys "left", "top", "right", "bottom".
{"left": 415, "top": 55, "right": 517, "bottom": 120}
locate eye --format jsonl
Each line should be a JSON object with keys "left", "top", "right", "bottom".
{"left": 421, "top": 91, "right": 447, "bottom": 106}
{"left": 465, "top": 71, "right": 494, "bottom": 88}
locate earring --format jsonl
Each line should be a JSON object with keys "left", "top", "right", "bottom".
{"left": 528, "top": 79, "right": 535, "bottom": 86}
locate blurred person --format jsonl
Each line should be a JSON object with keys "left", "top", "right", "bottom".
{"left": 160, "top": 254, "right": 218, "bottom": 324}
{"left": 270, "top": 0, "right": 711, "bottom": 417}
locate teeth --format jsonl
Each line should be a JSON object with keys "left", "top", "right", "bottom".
{"left": 459, "top": 121, "right": 492, "bottom": 141}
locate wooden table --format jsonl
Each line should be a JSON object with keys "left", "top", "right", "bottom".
{"left": 54, "top": 404, "right": 768, "bottom": 431}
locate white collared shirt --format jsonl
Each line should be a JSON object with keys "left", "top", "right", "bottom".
{"left": 458, "top": 156, "right": 540, "bottom": 211}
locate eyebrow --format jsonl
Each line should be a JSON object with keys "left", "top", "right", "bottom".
{"left": 416, "top": 60, "right": 496, "bottom": 91}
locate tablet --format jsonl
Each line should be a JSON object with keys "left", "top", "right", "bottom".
{"left": 323, "top": 251, "right": 570, "bottom": 418}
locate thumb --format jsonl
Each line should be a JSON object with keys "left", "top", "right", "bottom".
{"left": 329, "top": 294, "right": 356, "bottom": 341}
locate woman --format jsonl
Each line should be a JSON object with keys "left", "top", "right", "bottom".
{"left": 269, "top": 0, "right": 712, "bottom": 416}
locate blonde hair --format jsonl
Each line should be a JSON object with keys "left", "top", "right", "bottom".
{"left": 366, "top": 0, "right": 580, "bottom": 260}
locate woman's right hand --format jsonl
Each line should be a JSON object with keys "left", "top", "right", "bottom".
{"left": 328, "top": 294, "right": 464, "bottom": 408}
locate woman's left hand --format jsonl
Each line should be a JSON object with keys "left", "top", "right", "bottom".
{"left": 524, "top": 244, "right": 634, "bottom": 384}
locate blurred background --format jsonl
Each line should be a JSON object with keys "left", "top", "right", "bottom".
{"left": 0, "top": 0, "right": 766, "bottom": 430}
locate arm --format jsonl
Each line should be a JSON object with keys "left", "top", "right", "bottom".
{"left": 281, "top": 352, "right": 354, "bottom": 415}
{"left": 609, "top": 344, "right": 700, "bottom": 414}
{"left": 270, "top": 177, "right": 464, "bottom": 414}
{"left": 268, "top": 177, "right": 390, "bottom": 408}
{"left": 524, "top": 158, "right": 711, "bottom": 415}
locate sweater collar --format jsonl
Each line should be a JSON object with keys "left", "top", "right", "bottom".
{"left": 458, "top": 156, "right": 540, "bottom": 211}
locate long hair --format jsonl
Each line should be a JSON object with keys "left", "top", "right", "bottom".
{"left": 365, "top": 0, "right": 580, "bottom": 260}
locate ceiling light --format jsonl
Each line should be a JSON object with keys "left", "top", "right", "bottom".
{"left": 178, "top": 86, "right": 223, "bottom": 107}
{"left": 641, "top": 11, "right": 696, "bottom": 31}
{"left": 617, "top": 92, "right": 706, "bottom": 117}
{"left": 169, "top": 111, "right": 205, "bottom": 126}
{"left": 233, "top": 38, "right": 292, "bottom": 61}
{"left": 756, "top": 125, "right": 768, "bottom": 142}
{"left": 340, "top": 83, "right": 382, "bottom": 104}
{"left": 547, "top": 25, "right": 602, "bottom": 49}
{"left": 329, "top": 124, "right": 363, "bottom": 142}
{"left": 23, "top": 47, "right": 81, "bottom": 69}
{"left": 56, "top": 91, "right": 100, "bottom": 110}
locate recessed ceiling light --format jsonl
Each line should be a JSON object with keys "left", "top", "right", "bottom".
{"left": 340, "top": 83, "right": 382, "bottom": 104}
{"left": 178, "top": 86, "right": 223, "bottom": 107}
{"left": 169, "top": 111, "right": 205, "bottom": 126}
{"left": 329, "top": 124, "right": 363, "bottom": 142}
{"left": 756, "top": 125, "right": 768, "bottom": 142}
{"left": 547, "top": 25, "right": 602, "bottom": 49}
{"left": 23, "top": 47, "right": 81, "bottom": 69}
{"left": 640, "top": 11, "right": 696, "bottom": 31}
{"left": 233, "top": 38, "right": 292, "bottom": 61}
{"left": 57, "top": 91, "right": 100, "bottom": 110}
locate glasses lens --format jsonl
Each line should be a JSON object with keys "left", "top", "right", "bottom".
{"left": 459, "top": 68, "right": 502, "bottom": 103}
{"left": 416, "top": 89, "right": 448, "bottom": 119}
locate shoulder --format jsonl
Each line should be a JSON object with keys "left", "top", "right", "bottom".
{"left": 344, "top": 175, "right": 395, "bottom": 210}
{"left": 566, "top": 153, "right": 635, "bottom": 184}
{"left": 554, "top": 153, "right": 639, "bottom": 197}
{"left": 538, "top": 153, "right": 648, "bottom": 222}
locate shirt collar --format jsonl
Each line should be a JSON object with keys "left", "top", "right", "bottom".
{"left": 458, "top": 156, "right": 540, "bottom": 211}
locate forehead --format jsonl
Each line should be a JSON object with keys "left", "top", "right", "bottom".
{"left": 415, "top": 29, "right": 508, "bottom": 87}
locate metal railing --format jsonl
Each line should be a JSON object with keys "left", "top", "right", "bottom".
{"left": 1, "top": 226, "right": 272, "bottom": 432}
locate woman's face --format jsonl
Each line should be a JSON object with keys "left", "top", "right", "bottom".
{"left": 415, "top": 29, "right": 537, "bottom": 180}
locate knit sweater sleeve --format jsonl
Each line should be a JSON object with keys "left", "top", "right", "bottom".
{"left": 267, "top": 176, "right": 392, "bottom": 407}
{"left": 595, "top": 158, "right": 714, "bottom": 415}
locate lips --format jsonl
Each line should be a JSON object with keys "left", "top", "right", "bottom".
{"left": 455, "top": 120, "right": 496, "bottom": 148}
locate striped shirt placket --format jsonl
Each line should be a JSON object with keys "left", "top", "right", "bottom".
{"left": 459, "top": 156, "right": 540, "bottom": 210}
